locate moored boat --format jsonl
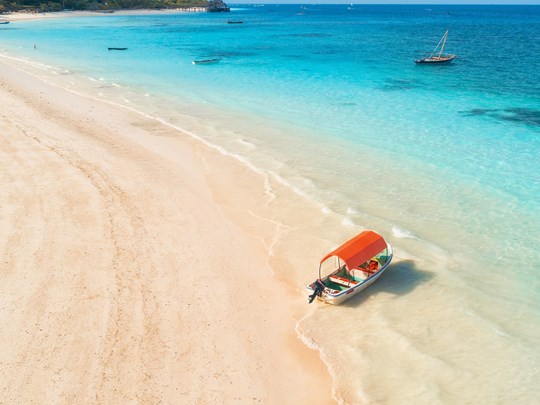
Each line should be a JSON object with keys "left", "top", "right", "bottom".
{"left": 108, "top": 47, "right": 128, "bottom": 51}
{"left": 192, "top": 58, "right": 221, "bottom": 65}
{"left": 415, "top": 30, "right": 455, "bottom": 64}
{"left": 416, "top": 54, "right": 455, "bottom": 64}
{"left": 307, "top": 230, "right": 393, "bottom": 304}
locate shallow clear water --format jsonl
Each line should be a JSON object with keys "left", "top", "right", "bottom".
{"left": 1, "top": 5, "right": 539, "bottom": 403}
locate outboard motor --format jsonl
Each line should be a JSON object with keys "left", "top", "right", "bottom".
{"left": 308, "top": 279, "right": 326, "bottom": 304}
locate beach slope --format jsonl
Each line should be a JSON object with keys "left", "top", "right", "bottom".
{"left": 0, "top": 60, "right": 331, "bottom": 403}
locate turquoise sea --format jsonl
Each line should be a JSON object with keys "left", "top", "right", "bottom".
{"left": 1, "top": 5, "right": 539, "bottom": 403}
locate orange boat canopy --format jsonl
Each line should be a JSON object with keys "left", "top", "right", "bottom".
{"left": 320, "top": 231, "right": 388, "bottom": 270}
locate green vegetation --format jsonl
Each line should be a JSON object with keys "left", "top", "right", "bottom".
{"left": 0, "top": 0, "right": 209, "bottom": 13}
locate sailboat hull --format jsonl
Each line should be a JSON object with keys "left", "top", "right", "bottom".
{"left": 415, "top": 54, "right": 456, "bottom": 64}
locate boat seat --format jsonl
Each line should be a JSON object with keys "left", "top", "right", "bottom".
{"left": 350, "top": 269, "right": 368, "bottom": 281}
{"left": 329, "top": 275, "right": 358, "bottom": 287}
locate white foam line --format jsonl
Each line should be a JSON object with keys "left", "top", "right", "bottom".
{"left": 0, "top": 53, "right": 55, "bottom": 71}
{"left": 263, "top": 175, "right": 276, "bottom": 204}
{"left": 295, "top": 312, "right": 345, "bottom": 405}
{"left": 247, "top": 210, "right": 295, "bottom": 260}
{"left": 267, "top": 170, "right": 329, "bottom": 213}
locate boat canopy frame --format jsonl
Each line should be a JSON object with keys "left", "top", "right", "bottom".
{"left": 318, "top": 230, "right": 388, "bottom": 279}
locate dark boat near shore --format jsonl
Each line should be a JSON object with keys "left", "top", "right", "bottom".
{"left": 108, "top": 47, "right": 128, "bottom": 51}
{"left": 0, "top": 20, "right": 10, "bottom": 24}
{"left": 192, "top": 58, "right": 221, "bottom": 65}
{"left": 415, "top": 30, "right": 456, "bottom": 64}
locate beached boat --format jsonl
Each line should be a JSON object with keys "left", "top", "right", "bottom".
{"left": 108, "top": 47, "right": 128, "bottom": 51}
{"left": 192, "top": 58, "right": 221, "bottom": 65}
{"left": 0, "top": 20, "right": 10, "bottom": 25}
{"left": 307, "top": 230, "right": 393, "bottom": 304}
{"left": 415, "top": 30, "right": 456, "bottom": 64}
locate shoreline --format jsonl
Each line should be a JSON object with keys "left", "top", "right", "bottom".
{"left": 0, "top": 57, "right": 335, "bottom": 402}
{"left": 3, "top": 8, "right": 204, "bottom": 22}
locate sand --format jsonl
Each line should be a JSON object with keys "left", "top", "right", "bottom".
{"left": 3, "top": 9, "right": 197, "bottom": 22}
{"left": 0, "top": 58, "right": 333, "bottom": 403}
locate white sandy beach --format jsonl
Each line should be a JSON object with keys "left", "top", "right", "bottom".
{"left": 0, "top": 59, "right": 333, "bottom": 403}
{"left": 3, "top": 9, "right": 196, "bottom": 22}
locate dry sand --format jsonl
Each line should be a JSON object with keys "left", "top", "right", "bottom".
{"left": 0, "top": 59, "right": 333, "bottom": 403}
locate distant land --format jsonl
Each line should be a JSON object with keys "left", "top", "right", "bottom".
{"left": 0, "top": 0, "right": 223, "bottom": 13}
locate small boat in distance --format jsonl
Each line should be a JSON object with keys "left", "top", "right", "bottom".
{"left": 415, "top": 30, "right": 456, "bottom": 64}
{"left": 108, "top": 47, "right": 128, "bottom": 51}
{"left": 307, "top": 230, "right": 393, "bottom": 305}
{"left": 192, "top": 58, "right": 221, "bottom": 65}
{"left": 227, "top": 20, "right": 244, "bottom": 24}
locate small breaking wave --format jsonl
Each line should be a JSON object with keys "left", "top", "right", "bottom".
{"left": 295, "top": 312, "right": 345, "bottom": 405}
{"left": 392, "top": 225, "right": 417, "bottom": 239}
{"left": 237, "top": 138, "right": 256, "bottom": 149}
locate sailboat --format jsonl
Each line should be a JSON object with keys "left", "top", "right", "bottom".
{"left": 415, "top": 30, "right": 456, "bottom": 64}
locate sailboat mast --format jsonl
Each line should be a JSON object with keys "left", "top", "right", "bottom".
{"left": 439, "top": 30, "right": 448, "bottom": 58}
{"left": 430, "top": 31, "right": 445, "bottom": 58}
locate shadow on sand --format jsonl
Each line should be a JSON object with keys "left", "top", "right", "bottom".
{"left": 341, "top": 260, "right": 434, "bottom": 308}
